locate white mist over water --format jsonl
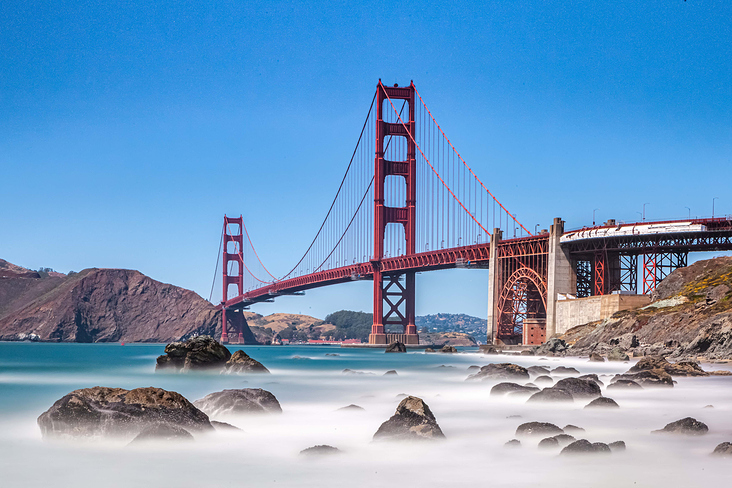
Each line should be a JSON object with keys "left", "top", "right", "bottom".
{"left": 1, "top": 343, "right": 732, "bottom": 488}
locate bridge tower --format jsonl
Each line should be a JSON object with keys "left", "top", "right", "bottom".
{"left": 221, "top": 215, "right": 245, "bottom": 344}
{"left": 369, "top": 81, "right": 419, "bottom": 345}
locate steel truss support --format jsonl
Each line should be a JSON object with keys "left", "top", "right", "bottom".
{"left": 593, "top": 250, "right": 606, "bottom": 296}
{"left": 575, "top": 260, "right": 592, "bottom": 298}
{"left": 643, "top": 251, "right": 688, "bottom": 294}
{"left": 370, "top": 81, "right": 418, "bottom": 345}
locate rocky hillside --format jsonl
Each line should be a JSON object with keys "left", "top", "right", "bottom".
{"left": 419, "top": 331, "right": 478, "bottom": 347}
{"left": 562, "top": 256, "right": 732, "bottom": 360}
{"left": 0, "top": 260, "right": 255, "bottom": 343}
{"left": 244, "top": 312, "right": 335, "bottom": 343}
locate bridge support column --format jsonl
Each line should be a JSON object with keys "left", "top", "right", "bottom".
{"left": 369, "top": 269, "right": 387, "bottom": 344}
{"left": 221, "top": 307, "right": 229, "bottom": 343}
{"left": 546, "top": 218, "right": 575, "bottom": 339}
{"left": 486, "top": 228, "right": 502, "bottom": 345}
{"left": 404, "top": 271, "right": 419, "bottom": 344}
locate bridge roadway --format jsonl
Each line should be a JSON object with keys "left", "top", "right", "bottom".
{"left": 223, "top": 217, "right": 732, "bottom": 314}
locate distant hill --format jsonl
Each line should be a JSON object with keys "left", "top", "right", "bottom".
{"left": 416, "top": 313, "right": 487, "bottom": 338}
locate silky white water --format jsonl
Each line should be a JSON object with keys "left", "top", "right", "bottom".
{"left": 1, "top": 343, "right": 731, "bottom": 487}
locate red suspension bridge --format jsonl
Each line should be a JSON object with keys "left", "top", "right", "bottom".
{"left": 213, "top": 81, "right": 732, "bottom": 346}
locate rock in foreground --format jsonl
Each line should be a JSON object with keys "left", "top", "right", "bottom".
{"left": 385, "top": 342, "right": 407, "bottom": 353}
{"left": 713, "top": 442, "right": 732, "bottom": 456}
{"left": 585, "top": 397, "right": 619, "bottom": 409}
{"left": 515, "top": 422, "right": 563, "bottom": 436}
{"left": 224, "top": 349, "right": 270, "bottom": 374}
{"left": 129, "top": 423, "right": 194, "bottom": 444}
{"left": 373, "top": 396, "right": 445, "bottom": 441}
{"left": 37, "top": 387, "right": 212, "bottom": 439}
{"left": 553, "top": 377, "right": 602, "bottom": 399}
{"left": 561, "top": 439, "right": 611, "bottom": 455}
{"left": 526, "top": 388, "right": 574, "bottom": 403}
{"left": 653, "top": 417, "right": 709, "bottom": 435}
{"left": 468, "top": 363, "right": 530, "bottom": 381}
{"left": 193, "top": 389, "right": 282, "bottom": 417}
{"left": 156, "top": 336, "right": 231, "bottom": 372}
{"left": 300, "top": 445, "right": 341, "bottom": 456}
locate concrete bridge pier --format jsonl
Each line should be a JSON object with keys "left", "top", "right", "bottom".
{"left": 486, "top": 228, "right": 502, "bottom": 344}
{"left": 545, "top": 217, "right": 576, "bottom": 339}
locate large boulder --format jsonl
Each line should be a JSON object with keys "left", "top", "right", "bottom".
{"left": 373, "top": 396, "right": 445, "bottom": 441}
{"left": 589, "top": 353, "right": 605, "bottom": 362}
{"left": 527, "top": 365, "right": 550, "bottom": 376}
{"left": 561, "top": 439, "right": 611, "bottom": 455}
{"left": 440, "top": 345, "right": 458, "bottom": 353}
{"left": 713, "top": 442, "right": 732, "bottom": 456}
{"left": 653, "top": 417, "right": 709, "bottom": 435}
{"left": 533, "top": 337, "right": 568, "bottom": 356}
{"left": 224, "top": 350, "right": 269, "bottom": 374}
{"left": 665, "top": 360, "right": 709, "bottom": 377}
{"left": 527, "top": 388, "right": 574, "bottom": 403}
{"left": 385, "top": 342, "right": 407, "bottom": 353}
{"left": 300, "top": 445, "right": 341, "bottom": 457}
{"left": 611, "top": 369, "right": 674, "bottom": 388}
{"left": 607, "top": 347, "right": 630, "bottom": 361}
{"left": 193, "top": 389, "right": 282, "bottom": 417}
{"left": 156, "top": 336, "right": 231, "bottom": 372}
{"left": 515, "top": 422, "right": 564, "bottom": 436}
{"left": 128, "top": 423, "right": 194, "bottom": 444}
{"left": 553, "top": 378, "right": 602, "bottom": 399}
{"left": 585, "top": 397, "right": 619, "bottom": 408}
{"left": 628, "top": 356, "right": 670, "bottom": 373}
{"left": 490, "top": 382, "right": 539, "bottom": 396}
{"left": 607, "top": 379, "right": 642, "bottom": 390}
{"left": 468, "top": 363, "right": 530, "bottom": 381}
{"left": 37, "top": 387, "right": 212, "bottom": 440}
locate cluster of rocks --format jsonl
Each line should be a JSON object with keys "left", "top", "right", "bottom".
{"left": 155, "top": 335, "right": 269, "bottom": 374}
{"left": 509, "top": 421, "right": 624, "bottom": 455}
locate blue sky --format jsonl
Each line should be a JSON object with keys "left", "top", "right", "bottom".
{"left": 1, "top": 1, "right": 731, "bottom": 319}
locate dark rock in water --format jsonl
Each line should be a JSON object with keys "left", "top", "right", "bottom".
{"left": 607, "top": 379, "right": 643, "bottom": 390}
{"left": 385, "top": 342, "right": 407, "bottom": 353}
{"left": 515, "top": 422, "right": 563, "bottom": 436}
{"left": 225, "top": 350, "right": 269, "bottom": 374}
{"left": 384, "top": 370, "right": 398, "bottom": 376}
{"left": 424, "top": 348, "right": 435, "bottom": 353}
{"left": 468, "top": 363, "right": 530, "bottom": 381}
{"left": 563, "top": 425, "right": 585, "bottom": 434}
{"left": 37, "top": 386, "right": 213, "bottom": 439}
{"left": 553, "top": 378, "right": 602, "bottom": 399}
{"left": 193, "top": 389, "right": 282, "bottom": 417}
{"left": 373, "top": 396, "right": 445, "bottom": 441}
{"left": 440, "top": 345, "right": 457, "bottom": 353}
{"left": 491, "top": 382, "right": 539, "bottom": 396}
{"left": 704, "top": 405, "right": 714, "bottom": 409}
{"left": 538, "top": 436, "right": 559, "bottom": 449}
{"left": 156, "top": 335, "right": 231, "bottom": 372}
{"left": 589, "top": 353, "right": 605, "bottom": 362}
{"left": 527, "top": 388, "right": 574, "bottom": 403}
{"left": 337, "top": 404, "right": 365, "bottom": 412}
{"left": 291, "top": 355, "right": 310, "bottom": 360}
{"left": 628, "top": 355, "right": 669, "bottom": 373}
{"left": 504, "top": 439, "right": 521, "bottom": 448}
{"left": 665, "top": 360, "right": 708, "bottom": 377}
{"left": 607, "top": 348, "right": 630, "bottom": 362}
{"left": 534, "top": 375, "right": 553, "bottom": 385}
{"left": 435, "top": 365, "right": 456, "bottom": 370}
{"left": 467, "top": 365, "right": 481, "bottom": 371}
{"left": 527, "top": 366, "right": 550, "bottom": 376}
{"left": 325, "top": 353, "right": 340, "bottom": 356}
{"left": 551, "top": 434, "right": 576, "bottom": 446}
{"left": 299, "top": 445, "right": 341, "bottom": 456}
{"left": 585, "top": 397, "right": 619, "bottom": 409}
{"left": 551, "top": 366, "right": 580, "bottom": 375}
{"left": 713, "top": 442, "right": 732, "bottom": 456}
{"left": 612, "top": 369, "right": 674, "bottom": 388}
{"left": 561, "top": 439, "right": 611, "bottom": 455}
{"left": 342, "top": 369, "right": 374, "bottom": 375}
{"left": 578, "top": 374, "right": 604, "bottom": 387}
{"left": 608, "top": 441, "right": 626, "bottom": 452}
{"left": 653, "top": 417, "right": 709, "bottom": 435}
{"left": 211, "top": 420, "right": 241, "bottom": 431}
{"left": 520, "top": 349, "right": 534, "bottom": 356}
{"left": 534, "top": 337, "right": 568, "bottom": 356}
{"left": 129, "top": 423, "right": 194, "bottom": 444}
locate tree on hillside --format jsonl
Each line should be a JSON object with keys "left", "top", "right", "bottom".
{"left": 324, "top": 310, "right": 373, "bottom": 341}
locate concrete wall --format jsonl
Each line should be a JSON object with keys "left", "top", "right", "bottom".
{"left": 555, "top": 294, "right": 651, "bottom": 334}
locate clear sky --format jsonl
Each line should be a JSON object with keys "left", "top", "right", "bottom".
{"left": 2, "top": 1, "right": 731, "bottom": 320}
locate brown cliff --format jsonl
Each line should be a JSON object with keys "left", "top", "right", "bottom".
{"left": 0, "top": 260, "right": 256, "bottom": 343}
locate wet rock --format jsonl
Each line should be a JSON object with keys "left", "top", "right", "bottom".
{"left": 373, "top": 396, "right": 445, "bottom": 441}
{"left": 424, "top": 348, "right": 435, "bottom": 353}
{"left": 551, "top": 434, "right": 576, "bottom": 446}
{"left": 534, "top": 375, "right": 553, "bottom": 385}
{"left": 224, "top": 350, "right": 270, "bottom": 374}
{"left": 193, "top": 389, "right": 282, "bottom": 417}
{"left": 515, "top": 421, "right": 563, "bottom": 436}
{"left": 342, "top": 369, "right": 374, "bottom": 375}
{"left": 712, "top": 442, "right": 732, "bottom": 456}
{"left": 156, "top": 335, "right": 231, "bottom": 372}
{"left": 435, "top": 365, "right": 456, "bottom": 370}
{"left": 538, "top": 436, "right": 559, "bottom": 449}
{"left": 610, "top": 333, "right": 639, "bottom": 350}
{"left": 468, "top": 363, "right": 530, "bottom": 381}
{"left": 490, "top": 382, "right": 540, "bottom": 396}
{"left": 561, "top": 439, "right": 611, "bottom": 455}
{"left": 553, "top": 378, "right": 602, "bottom": 399}
{"left": 534, "top": 337, "right": 568, "bottom": 356}
{"left": 551, "top": 366, "right": 580, "bottom": 375}
{"left": 527, "top": 366, "right": 550, "bottom": 376}
{"left": 704, "top": 405, "right": 714, "bottom": 409}
{"left": 479, "top": 345, "right": 499, "bottom": 354}
{"left": 607, "top": 347, "right": 630, "bottom": 362}
{"left": 653, "top": 417, "right": 709, "bottom": 435}
{"left": 325, "top": 353, "right": 340, "bottom": 356}
{"left": 467, "top": 365, "right": 481, "bottom": 371}
{"left": 578, "top": 374, "right": 604, "bottom": 387}
{"left": 128, "top": 423, "right": 194, "bottom": 444}
{"left": 385, "top": 342, "right": 407, "bottom": 353}
{"left": 37, "top": 386, "right": 213, "bottom": 440}
{"left": 299, "top": 445, "right": 341, "bottom": 456}
{"left": 665, "top": 360, "right": 709, "bottom": 377}
{"left": 608, "top": 441, "right": 626, "bottom": 452}
{"left": 563, "top": 425, "right": 585, "bottom": 434}
{"left": 612, "top": 369, "right": 674, "bottom": 388}
{"left": 337, "top": 404, "right": 365, "bottom": 412}
{"left": 504, "top": 439, "right": 521, "bottom": 448}
{"left": 628, "top": 356, "right": 670, "bottom": 373}
{"left": 384, "top": 370, "right": 398, "bottom": 376}
{"left": 520, "top": 349, "right": 535, "bottom": 356}
{"left": 710, "top": 370, "right": 732, "bottom": 376}
{"left": 607, "top": 379, "right": 643, "bottom": 390}
{"left": 440, "top": 345, "right": 458, "bottom": 353}
{"left": 527, "top": 388, "right": 574, "bottom": 403}
{"left": 589, "top": 353, "right": 605, "bottom": 362}
{"left": 211, "top": 420, "right": 241, "bottom": 431}
{"left": 585, "top": 397, "right": 619, "bottom": 408}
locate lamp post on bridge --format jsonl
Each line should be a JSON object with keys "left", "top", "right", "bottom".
{"left": 713, "top": 197, "right": 719, "bottom": 219}
{"left": 593, "top": 208, "right": 599, "bottom": 226}
{"left": 642, "top": 203, "right": 650, "bottom": 222}
{"left": 685, "top": 207, "right": 691, "bottom": 219}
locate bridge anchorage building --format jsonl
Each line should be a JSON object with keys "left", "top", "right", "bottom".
{"left": 215, "top": 80, "right": 732, "bottom": 346}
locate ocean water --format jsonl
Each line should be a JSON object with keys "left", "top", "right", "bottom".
{"left": 1, "top": 342, "right": 732, "bottom": 487}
